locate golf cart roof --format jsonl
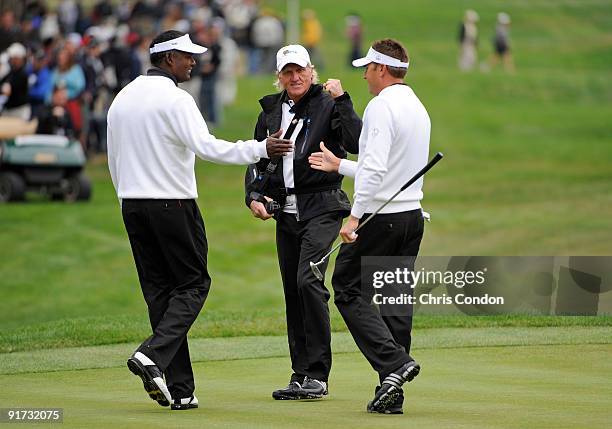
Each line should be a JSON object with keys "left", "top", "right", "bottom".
{"left": 14, "top": 135, "right": 70, "bottom": 147}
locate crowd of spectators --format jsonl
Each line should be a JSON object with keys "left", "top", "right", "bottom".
{"left": 0, "top": 0, "right": 287, "bottom": 154}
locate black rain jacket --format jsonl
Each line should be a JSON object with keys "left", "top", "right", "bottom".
{"left": 245, "top": 84, "right": 362, "bottom": 222}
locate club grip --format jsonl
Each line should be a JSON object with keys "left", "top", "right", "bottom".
{"left": 400, "top": 152, "right": 444, "bottom": 192}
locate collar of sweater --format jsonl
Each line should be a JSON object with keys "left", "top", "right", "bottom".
{"left": 146, "top": 67, "right": 178, "bottom": 86}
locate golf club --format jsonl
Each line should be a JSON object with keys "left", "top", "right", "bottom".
{"left": 309, "top": 152, "right": 444, "bottom": 281}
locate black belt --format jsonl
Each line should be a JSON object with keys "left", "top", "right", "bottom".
{"left": 282, "top": 184, "right": 340, "bottom": 196}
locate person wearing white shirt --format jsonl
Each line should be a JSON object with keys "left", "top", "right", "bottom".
{"left": 107, "top": 30, "right": 292, "bottom": 410}
{"left": 309, "top": 39, "right": 431, "bottom": 414}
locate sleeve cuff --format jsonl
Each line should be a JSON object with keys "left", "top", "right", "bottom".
{"left": 338, "top": 159, "right": 357, "bottom": 178}
{"left": 334, "top": 92, "right": 350, "bottom": 103}
{"left": 350, "top": 203, "right": 367, "bottom": 219}
{"left": 255, "top": 139, "right": 268, "bottom": 159}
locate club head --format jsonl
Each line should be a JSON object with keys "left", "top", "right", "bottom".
{"left": 310, "top": 261, "right": 324, "bottom": 281}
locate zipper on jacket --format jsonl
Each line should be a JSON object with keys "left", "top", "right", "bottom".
{"left": 299, "top": 118, "right": 311, "bottom": 156}
{"left": 296, "top": 117, "right": 309, "bottom": 221}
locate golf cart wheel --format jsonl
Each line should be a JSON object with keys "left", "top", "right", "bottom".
{"left": 0, "top": 172, "right": 26, "bottom": 202}
{"left": 64, "top": 174, "right": 92, "bottom": 202}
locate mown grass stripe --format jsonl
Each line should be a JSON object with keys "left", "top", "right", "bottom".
{"left": 1, "top": 326, "right": 610, "bottom": 375}
{"left": 2, "top": 314, "right": 610, "bottom": 354}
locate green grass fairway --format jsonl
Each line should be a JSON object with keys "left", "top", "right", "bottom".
{"left": 1, "top": 343, "right": 610, "bottom": 429}
{"left": 1, "top": 327, "right": 611, "bottom": 428}
{"left": 1, "top": 0, "right": 611, "bottom": 351}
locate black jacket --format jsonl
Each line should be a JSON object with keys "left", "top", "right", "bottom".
{"left": 1, "top": 66, "right": 29, "bottom": 109}
{"left": 245, "top": 83, "right": 362, "bottom": 221}
{"left": 35, "top": 105, "right": 74, "bottom": 138}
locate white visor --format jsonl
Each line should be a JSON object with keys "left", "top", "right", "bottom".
{"left": 352, "top": 47, "right": 409, "bottom": 69}
{"left": 149, "top": 34, "right": 207, "bottom": 55}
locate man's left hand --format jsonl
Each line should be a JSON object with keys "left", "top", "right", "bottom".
{"left": 323, "top": 79, "right": 345, "bottom": 98}
{"left": 340, "top": 215, "right": 360, "bottom": 243}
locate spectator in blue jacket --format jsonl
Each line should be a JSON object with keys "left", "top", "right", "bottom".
{"left": 28, "top": 49, "right": 53, "bottom": 119}
{"left": 49, "top": 45, "right": 85, "bottom": 132}
{"left": 49, "top": 46, "right": 85, "bottom": 101}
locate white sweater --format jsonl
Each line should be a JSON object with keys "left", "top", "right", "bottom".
{"left": 107, "top": 75, "right": 268, "bottom": 200}
{"left": 338, "top": 84, "right": 431, "bottom": 218}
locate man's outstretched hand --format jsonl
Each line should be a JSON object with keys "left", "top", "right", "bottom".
{"left": 265, "top": 129, "right": 293, "bottom": 157}
{"left": 309, "top": 142, "right": 340, "bottom": 172}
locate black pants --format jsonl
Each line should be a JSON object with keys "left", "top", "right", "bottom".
{"left": 276, "top": 211, "right": 343, "bottom": 382}
{"left": 122, "top": 199, "right": 211, "bottom": 399}
{"left": 332, "top": 209, "right": 424, "bottom": 380}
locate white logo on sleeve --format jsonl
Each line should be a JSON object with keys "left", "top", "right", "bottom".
{"left": 371, "top": 128, "right": 380, "bottom": 137}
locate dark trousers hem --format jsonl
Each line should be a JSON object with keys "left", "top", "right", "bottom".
{"left": 332, "top": 209, "right": 424, "bottom": 376}
{"left": 122, "top": 199, "right": 211, "bottom": 398}
{"left": 276, "top": 211, "right": 343, "bottom": 381}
